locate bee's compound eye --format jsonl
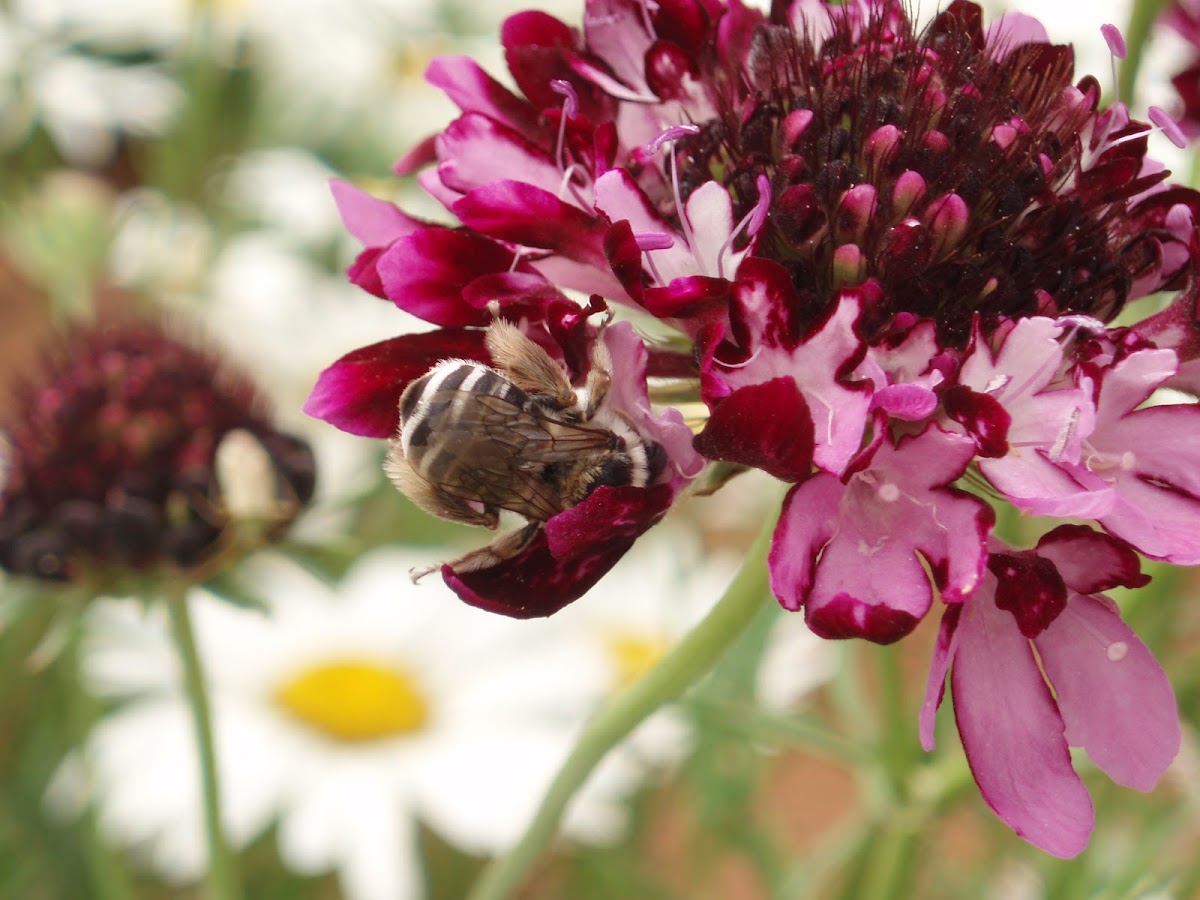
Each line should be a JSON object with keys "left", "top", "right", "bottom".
{"left": 593, "top": 457, "right": 634, "bottom": 489}
{"left": 645, "top": 441, "right": 667, "bottom": 483}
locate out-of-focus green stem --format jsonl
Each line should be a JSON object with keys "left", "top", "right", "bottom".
{"left": 59, "top": 618, "right": 137, "bottom": 900}
{"left": 466, "top": 515, "right": 777, "bottom": 900}
{"left": 1120, "top": 0, "right": 1172, "bottom": 102}
{"left": 165, "top": 589, "right": 242, "bottom": 900}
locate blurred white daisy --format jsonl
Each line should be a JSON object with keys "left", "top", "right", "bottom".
{"left": 57, "top": 549, "right": 591, "bottom": 900}
{"left": 531, "top": 527, "right": 837, "bottom": 844}
{"left": 0, "top": 0, "right": 184, "bottom": 166}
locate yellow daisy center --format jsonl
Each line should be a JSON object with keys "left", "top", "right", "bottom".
{"left": 274, "top": 660, "right": 430, "bottom": 742}
{"left": 606, "top": 632, "right": 672, "bottom": 691}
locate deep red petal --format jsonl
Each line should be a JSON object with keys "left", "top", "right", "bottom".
{"left": 444, "top": 483, "right": 674, "bottom": 618}
{"left": 303, "top": 330, "right": 491, "bottom": 438}
{"left": 694, "top": 377, "right": 815, "bottom": 482}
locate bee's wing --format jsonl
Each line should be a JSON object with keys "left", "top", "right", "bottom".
{"left": 437, "top": 393, "right": 615, "bottom": 522}
{"left": 384, "top": 442, "right": 500, "bottom": 529}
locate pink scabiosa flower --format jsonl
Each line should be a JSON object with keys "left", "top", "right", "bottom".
{"left": 1, "top": 315, "right": 315, "bottom": 586}
{"left": 304, "top": 0, "right": 1197, "bottom": 857}
{"left": 920, "top": 526, "right": 1178, "bottom": 858}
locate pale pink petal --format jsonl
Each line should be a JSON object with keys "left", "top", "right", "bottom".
{"left": 1035, "top": 594, "right": 1180, "bottom": 792}
{"left": 951, "top": 589, "right": 1094, "bottom": 858}
{"left": 979, "top": 454, "right": 1115, "bottom": 518}
{"left": 328, "top": 180, "right": 422, "bottom": 248}
{"left": 919, "top": 603, "right": 963, "bottom": 751}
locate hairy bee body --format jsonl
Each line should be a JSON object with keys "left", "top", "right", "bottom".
{"left": 386, "top": 322, "right": 665, "bottom": 574}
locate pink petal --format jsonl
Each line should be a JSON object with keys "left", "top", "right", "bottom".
{"left": 919, "top": 602, "right": 963, "bottom": 751}
{"left": 376, "top": 228, "right": 523, "bottom": 326}
{"left": 329, "top": 180, "right": 422, "bottom": 247}
{"left": 436, "top": 113, "right": 566, "bottom": 198}
{"left": 769, "top": 476, "right": 841, "bottom": 613}
{"left": 424, "top": 55, "right": 541, "bottom": 134}
{"left": 978, "top": 454, "right": 1116, "bottom": 519}
{"left": 1034, "top": 594, "right": 1180, "bottom": 792}
{"left": 581, "top": 0, "right": 655, "bottom": 98}
{"left": 453, "top": 180, "right": 609, "bottom": 268}
{"left": 951, "top": 589, "right": 1094, "bottom": 858}
{"left": 778, "top": 428, "right": 991, "bottom": 644}
{"left": 602, "top": 323, "right": 704, "bottom": 479}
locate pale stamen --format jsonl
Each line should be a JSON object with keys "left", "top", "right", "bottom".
{"left": 644, "top": 124, "right": 702, "bottom": 258}
{"left": 635, "top": 0, "right": 659, "bottom": 36}
{"left": 717, "top": 174, "right": 771, "bottom": 280}
{"left": 550, "top": 80, "right": 589, "bottom": 204}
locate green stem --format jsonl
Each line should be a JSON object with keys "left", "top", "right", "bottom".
{"left": 165, "top": 589, "right": 242, "bottom": 900}
{"left": 466, "top": 515, "right": 777, "bottom": 900}
{"left": 59, "top": 617, "right": 137, "bottom": 900}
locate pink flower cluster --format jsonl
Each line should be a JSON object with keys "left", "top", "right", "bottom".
{"left": 306, "top": 0, "right": 1198, "bottom": 857}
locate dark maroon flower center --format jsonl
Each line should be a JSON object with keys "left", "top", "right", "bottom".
{"left": 668, "top": 1, "right": 1170, "bottom": 346}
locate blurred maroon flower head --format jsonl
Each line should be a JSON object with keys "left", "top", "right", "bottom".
{"left": 1, "top": 317, "right": 315, "bottom": 584}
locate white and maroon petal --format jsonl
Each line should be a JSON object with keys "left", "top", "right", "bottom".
{"left": 1034, "top": 594, "right": 1180, "bottom": 792}
{"left": 529, "top": 254, "right": 630, "bottom": 303}
{"left": 445, "top": 484, "right": 675, "bottom": 618}
{"left": 713, "top": 276, "right": 871, "bottom": 475}
{"left": 693, "top": 378, "right": 815, "bottom": 482}
{"left": 1034, "top": 525, "right": 1150, "bottom": 595}
{"left": 303, "top": 330, "right": 491, "bottom": 438}
{"left": 601, "top": 322, "right": 703, "bottom": 479}
{"left": 328, "top": 180, "right": 422, "bottom": 248}
{"left": 683, "top": 180, "right": 742, "bottom": 278}
{"left": 950, "top": 587, "right": 1095, "bottom": 859}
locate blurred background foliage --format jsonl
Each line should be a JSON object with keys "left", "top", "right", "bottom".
{"left": 1, "top": 1, "right": 1199, "bottom": 898}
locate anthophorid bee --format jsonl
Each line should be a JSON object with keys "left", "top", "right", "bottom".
{"left": 386, "top": 320, "right": 666, "bottom": 576}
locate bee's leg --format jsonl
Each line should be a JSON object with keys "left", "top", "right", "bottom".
{"left": 384, "top": 443, "right": 499, "bottom": 529}
{"left": 581, "top": 335, "right": 612, "bottom": 419}
{"left": 486, "top": 320, "right": 576, "bottom": 406}
{"left": 444, "top": 522, "right": 541, "bottom": 575}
